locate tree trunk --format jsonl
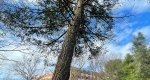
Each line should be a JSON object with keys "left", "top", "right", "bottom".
{"left": 52, "top": 0, "right": 84, "bottom": 80}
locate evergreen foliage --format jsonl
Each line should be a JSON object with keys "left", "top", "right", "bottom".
{"left": 104, "top": 32, "right": 150, "bottom": 80}
{"left": 0, "top": 0, "right": 117, "bottom": 80}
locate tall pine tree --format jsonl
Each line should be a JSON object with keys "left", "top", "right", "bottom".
{"left": 0, "top": 0, "right": 118, "bottom": 79}
{"left": 132, "top": 32, "right": 150, "bottom": 80}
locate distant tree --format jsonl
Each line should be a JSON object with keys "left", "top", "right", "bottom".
{"left": 121, "top": 54, "right": 136, "bottom": 80}
{"left": 104, "top": 59, "right": 123, "bottom": 80}
{"left": 132, "top": 32, "right": 150, "bottom": 80}
{"left": 0, "top": 0, "right": 117, "bottom": 79}
{"left": 132, "top": 32, "right": 147, "bottom": 56}
{"left": 12, "top": 54, "right": 41, "bottom": 80}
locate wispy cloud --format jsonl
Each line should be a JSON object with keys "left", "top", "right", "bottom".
{"left": 114, "top": 0, "right": 150, "bottom": 14}
{"left": 107, "top": 24, "right": 150, "bottom": 59}
{"left": 114, "top": 21, "right": 136, "bottom": 43}
{"left": 105, "top": 42, "right": 132, "bottom": 59}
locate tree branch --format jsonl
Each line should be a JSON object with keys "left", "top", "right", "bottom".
{"left": 87, "top": 15, "right": 133, "bottom": 19}
{"left": 44, "top": 31, "right": 67, "bottom": 46}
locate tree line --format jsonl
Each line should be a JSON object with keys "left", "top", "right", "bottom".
{"left": 103, "top": 32, "right": 150, "bottom": 80}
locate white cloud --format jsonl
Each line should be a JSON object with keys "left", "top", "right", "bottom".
{"left": 120, "top": 42, "right": 132, "bottom": 57}
{"left": 105, "top": 42, "right": 132, "bottom": 59}
{"left": 114, "top": 21, "right": 135, "bottom": 43}
{"left": 114, "top": 0, "right": 150, "bottom": 14}
{"left": 108, "top": 25, "right": 150, "bottom": 59}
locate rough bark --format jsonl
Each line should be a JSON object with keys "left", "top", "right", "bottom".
{"left": 52, "top": 0, "right": 84, "bottom": 80}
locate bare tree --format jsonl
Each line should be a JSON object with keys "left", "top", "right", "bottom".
{"left": 88, "top": 52, "right": 123, "bottom": 80}
{"left": 12, "top": 54, "right": 41, "bottom": 80}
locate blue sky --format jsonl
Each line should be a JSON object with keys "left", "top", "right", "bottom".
{"left": 114, "top": 12, "right": 150, "bottom": 46}
{"left": 104, "top": 0, "right": 150, "bottom": 58}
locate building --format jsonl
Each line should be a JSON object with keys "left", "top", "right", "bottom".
{"left": 33, "top": 67, "right": 102, "bottom": 80}
{"left": 32, "top": 73, "right": 53, "bottom": 80}
{"left": 70, "top": 67, "right": 102, "bottom": 80}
